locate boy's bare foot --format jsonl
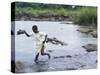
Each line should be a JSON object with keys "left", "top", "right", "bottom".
{"left": 34, "top": 59, "right": 39, "bottom": 64}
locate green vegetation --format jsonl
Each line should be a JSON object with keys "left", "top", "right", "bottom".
{"left": 74, "top": 7, "right": 97, "bottom": 26}
{"left": 15, "top": 2, "right": 97, "bottom": 26}
{"left": 15, "top": 2, "right": 78, "bottom": 17}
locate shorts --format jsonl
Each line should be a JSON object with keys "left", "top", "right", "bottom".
{"left": 36, "top": 43, "right": 47, "bottom": 53}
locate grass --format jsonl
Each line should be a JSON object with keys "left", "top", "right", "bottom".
{"left": 74, "top": 7, "right": 97, "bottom": 26}
{"left": 15, "top": 5, "right": 97, "bottom": 26}
{"left": 15, "top": 7, "right": 76, "bottom": 17}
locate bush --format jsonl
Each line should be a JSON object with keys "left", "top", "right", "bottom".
{"left": 74, "top": 7, "right": 97, "bottom": 26}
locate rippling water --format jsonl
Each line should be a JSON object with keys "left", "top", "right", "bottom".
{"left": 12, "top": 21, "right": 97, "bottom": 73}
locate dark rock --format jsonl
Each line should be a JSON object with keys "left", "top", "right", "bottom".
{"left": 80, "top": 65, "right": 86, "bottom": 67}
{"left": 53, "top": 56, "right": 59, "bottom": 59}
{"left": 66, "top": 68, "right": 78, "bottom": 70}
{"left": 47, "top": 50, "right": 53, "bottom": 52}
{"left": 15, "top": 61, "right": 25, "bottom": 71}
{"left": 53, "top": 56, "right": 65, "bottom": 59}
{"left": 74, "top": 54, "right": 78, "bottom": 56}
{"left": 59, "top": 56, "right": 65, "bottom": 58}
{"left": 47, "top": 37, "right": 67, "bottom": 46}
{"left": 82, "top": 44, "right": 97, "bottom": 52}
{"left": 90, "top": 31, "right": 97, "bottom": 38}
{"left": 66, "top": 55, "right": 72, "bottom": 58}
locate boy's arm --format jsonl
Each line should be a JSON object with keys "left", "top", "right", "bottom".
{"left": 24, "top": 31, "right": 32, "bottom": 37}
{"left": 42, "top": 34, "right": 47, "bottom": 44}
{"left": 41, "top": 34, "right": 47, "bottom": 51}
{"left": 17, "top": 29, "right": 33, "bottom": 37}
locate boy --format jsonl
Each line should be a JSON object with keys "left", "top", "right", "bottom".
{"left": 23, "top": 25, "right": 51, "bottom": 63}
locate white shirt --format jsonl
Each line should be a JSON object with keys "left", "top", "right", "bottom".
{"left": 34, "top": 32, "right": 46, "bottom": 45}
{"left": 31, "top": 32, "right": 47, "bottom": 52}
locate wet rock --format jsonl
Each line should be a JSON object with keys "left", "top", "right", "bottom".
{"left": 53, "top": 56, "right": 59, "bottom": 59}
{"left": 74, "top": 54, "right": 78, "bottom": 56}
{"left": 66, "top": 55, "right": 72, "bottom": 58}
{"left": 15, "top": 61, "right": 25, "bottom": 72}
{"left": 80, "top": 65, "right": 86, "bottom": 68}
{"left": 77, "top": 28, "right": 93, "bottom": 33}
{"left": 47, "top": 37, "right": 67, "bottom": 46}
{"left": 53, "top": 55, "right": 72, "bottom": 59}
{"left": 90, "top": 31, "right": 97, "bottom": 38}
{"left": 82, "top": 44, "right": 97, "bottom": 52}
{"left": 59, "top": 56, "right": 65, "bottom": 58}
{"left": 66, "top": 68, "right": 78, "bottom": 70}
{"left": 47, "top": 50, "right": 53, "bottom": 52}
{"left": 53, "top": 56, "right": 65, "bottom": 59}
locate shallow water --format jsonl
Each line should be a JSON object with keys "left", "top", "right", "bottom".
{"left": 13, "top": 21, "right": 97, "bottom": 73}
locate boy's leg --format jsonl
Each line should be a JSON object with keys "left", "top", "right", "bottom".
{"left": 41, "top": 45, "right": 51, "bottom": 59}
{"left": 34, "top": 53, "right": 39, "bottom": 62}
{"left": 42, "top": 53, "right": 51, "bottom": 59}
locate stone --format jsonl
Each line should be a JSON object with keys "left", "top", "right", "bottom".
{"left": 15, "top": 61, "right": 25, "bottom": 70}
{"left": 53, "top": 56, "right": 59, "bottom": 59}
{"left": 59, "top": 56, "right": 65, "bottom": 58}
{"left": 66, "top": 55, "right": 72, "bottom": 58}
{"left": 47, "top": 50, "right": 53, "bottom": 52}
{"left": 82, "top": 44, "right": 97, "bottom": 52}
{"left": 90, "top": 31, "right": 97, "bottom": 38}
{"left": 66, "top": 68, "right": 78, "bottom": 70}
{"left": 77, "top": 28, "right": 93, "bottom": 33}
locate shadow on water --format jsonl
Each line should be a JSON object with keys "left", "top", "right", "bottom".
{"left": 29, "top": 61, "right": 50, "bottom": 72}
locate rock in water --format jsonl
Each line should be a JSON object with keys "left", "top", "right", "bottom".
{"left": 15, "top": 61, "right": 25, "bottom": 73}
{"left": 59, "top": 56, "right": 65, "bottom": 58}
{"left": 47, "top": 50, "right": 53, "bottom": 52}
{"left": 66, "top": 55, "right": 72, "bottom": 58}
{"left": 47, "top": 37, "right": 67, "bottom": 46}
{"left": 82, "top": 44, "right": 97, "bottom": 52}
{"left": 77, "top": 28, "right": 93, "bottom": 33}
{"left": 53, "top": 56, "right": 65, "bottom": 59}
{"left": 53, "top": 56, "right": 59, "bottom": 59}
{"left": 66, "top": 68, "right": 78, "bottom": 70}
{"left": 90, "top": 31, "right": 97, "bottom": 38}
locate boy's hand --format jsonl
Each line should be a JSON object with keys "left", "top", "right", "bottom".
{"left": 17, "top": 29, "right": 25, "bottom": 35}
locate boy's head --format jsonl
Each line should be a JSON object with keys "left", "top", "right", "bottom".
{"left": 32, "top": 25, "right": 39, "bottom": 33}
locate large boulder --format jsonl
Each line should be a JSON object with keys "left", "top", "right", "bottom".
{"left": 90, "top": 31, "right": 97, "bottom": 38}
{"left": 82, "top": 44, "right": 97, "bottom": 52}
{"left": 15, "top": 61, "right": 25, "bottom": 73}
{"left": 77, "top": 28, "right": 93, "bottom": 33}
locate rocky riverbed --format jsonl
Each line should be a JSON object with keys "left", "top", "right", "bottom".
{"left": 14, "top": 51, "right": 97, "bottom": 73}
{"left": 12, "top": 21, "right": 97, "bottom": 73}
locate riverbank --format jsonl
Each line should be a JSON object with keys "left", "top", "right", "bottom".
{"left": 15, "top": 16, "right": 73, "bottom": 21}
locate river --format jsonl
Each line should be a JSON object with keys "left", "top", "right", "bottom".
{"left": 12, "top": 21, "right": 97, "bottom": 73}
